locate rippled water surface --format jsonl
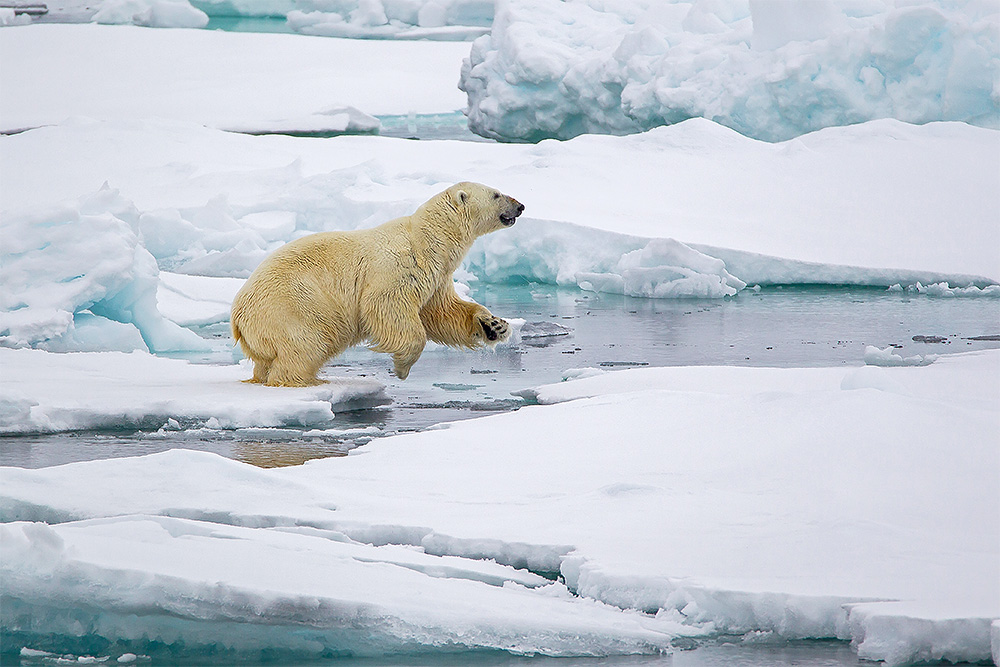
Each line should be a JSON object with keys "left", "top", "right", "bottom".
{"left": 3, "top": 284, "right": 997, "bottom": 470}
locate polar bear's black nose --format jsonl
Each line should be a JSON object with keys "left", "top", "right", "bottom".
{"left": 500, "top": 198, "right": 524, "bottom": 226}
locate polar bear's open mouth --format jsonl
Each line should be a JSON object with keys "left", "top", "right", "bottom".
{"left": 500, "top": 201, "right": 525, "bottom": 226}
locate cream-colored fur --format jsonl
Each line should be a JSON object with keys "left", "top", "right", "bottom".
{"left": 231, "top": 182, "right": 524, "bottom": 386}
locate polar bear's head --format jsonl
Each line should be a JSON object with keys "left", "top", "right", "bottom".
{"left": 445, "top": 181, "right": 524, "bottom": 236}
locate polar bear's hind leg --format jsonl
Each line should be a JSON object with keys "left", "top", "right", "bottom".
{"left": 264, "top": 345, "right": 331, "bottom": 387}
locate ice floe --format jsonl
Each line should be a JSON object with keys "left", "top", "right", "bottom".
{"left": 2, "top": 350, "right": 996, "bottom": 664}
{"left": 286, "top": 0, "right": 494, "bottom": 41}
{"left": 0, "top": 24, "right": 472, "bottom": 132}
{"left": 93, "top": 0, "right": 209, "bottom": 28}
{"left": 0, "top": 348, "right": 389, "bottom": 434}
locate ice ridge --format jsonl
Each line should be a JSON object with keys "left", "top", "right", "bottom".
{"left": 460, "top": 0, "right": 1000, "bottom": 142}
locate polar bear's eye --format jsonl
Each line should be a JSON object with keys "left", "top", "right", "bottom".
{"left": 493, "top": 192, "right": 500, "bottom": 199}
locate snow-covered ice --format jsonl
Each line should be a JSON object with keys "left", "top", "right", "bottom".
{"left": 28, "top": 0, "right": 493, "bottom": 38}
{"left": 0, "top": 187, "right": 213, "bottom": 353}
{"left": 286, "top": 0, "right": 494, "bottom": 41}
{"left": 2, "top": 17, "right": 998, "bottom": 665}
{"left": 2, "top": 114, "right": 996, "bottom": 354}
{"left": 2, "top": 350, "right": 997, "bottom": 663}
{"left": 0, "top": 24, "right": 472, "bottom": 132}
{"left": 461, "top": 0, "right": 1000, "bottom": 142}
{"left": 92, "top": 0, "right": 209, "bottom": 28}
{"left": 0, "top": 348, "right": 389, "bottom": 434}
{"left": 862, "top": 344, "right": 937, "bottom": 367}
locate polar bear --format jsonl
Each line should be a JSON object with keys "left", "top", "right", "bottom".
{"left": 231, "top": 182, "right": 524, "bottom": 386}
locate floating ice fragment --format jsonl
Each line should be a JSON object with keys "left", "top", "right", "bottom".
{"left": 905, "top": 282, "right": 1000, "bottom": 297}
{"left": 863, "top": 346, "right": 937, "bottom": 367}
{"left": 433, "top": 383, "right": 484, "bottom": 391}
{"left": 20, "top": 648, "right": 59, "bottom": 659}
{"left": 287, "top": 2, "right": 491, "bottom": 40}
{"left": 520, "top": 321, "right": 573, "bottom": 339}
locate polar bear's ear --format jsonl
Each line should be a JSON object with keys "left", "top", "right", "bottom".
{"left": 454, "top": 189, "right": 469, "bottom": 206}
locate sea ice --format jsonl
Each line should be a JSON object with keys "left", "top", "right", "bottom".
{"left": 0, "top": 348, "right": 389, "bottom": 434}
{"left": 460, "top": 0, "right": 1000, "bottom": 142}
{"left": 2, "top": 12, "right": 997, "bottom": 667}
{"left": 287, "top": 0, "right": 494, "bottom": 41}
{"left": 0, "top": 8, "right": 31, "bottom": 25}
{"left": 1, "top": 350, "right": 996, "bottom": 664}
{"left": 93, "top": 0, "right": 209, "bottom": 28}
{"left": 2, "top": 114, "right": 997, "bottom": 354}
{"left": 0, "top": 187, "right": 210, "bottom": 353}
{"left": 863, "top": 345, "right": 937, "bottom": 367}
{"left": 0, "top": 24, "right": 472, "bottom": 132}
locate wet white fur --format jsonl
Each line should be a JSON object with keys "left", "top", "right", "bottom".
{"left": 231, "top": 182, "right": 521, "bottom": 386}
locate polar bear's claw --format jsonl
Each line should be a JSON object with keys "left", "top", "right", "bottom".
{"left": 481, "top": 316, "right": 509, "bottom": 342}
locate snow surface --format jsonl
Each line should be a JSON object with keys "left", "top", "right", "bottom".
{"left": 2, "top": 350, "right": 997, "bottom": 664}
{"left": 461, "top": 0, "right": 1000, "bottom": 142}
{"left": 0, "top": 24, "right": 472, "bottom": 132}
{"left": 0, "top": 348, "right": 389, "bottom": 434}
{"left": 2, "top": 114, "right": 996, "bottom": 352}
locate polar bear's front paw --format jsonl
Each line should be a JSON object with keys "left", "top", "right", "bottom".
{"left": 479, "top": 315, "right": 510, "bottom": 343}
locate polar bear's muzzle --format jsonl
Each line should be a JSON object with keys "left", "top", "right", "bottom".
{"left": 500, "top": 198, "right": 525, "bottom": 226}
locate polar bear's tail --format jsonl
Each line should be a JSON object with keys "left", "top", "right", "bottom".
{"left": 231, "top": 320, "right": 243, "bottom": 348}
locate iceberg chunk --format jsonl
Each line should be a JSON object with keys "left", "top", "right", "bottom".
{"left": 460, "top": 0, "right": 1000, "bottom": 142}
{"left": 0, "top": 188, "right": 210, "bottom": 354}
